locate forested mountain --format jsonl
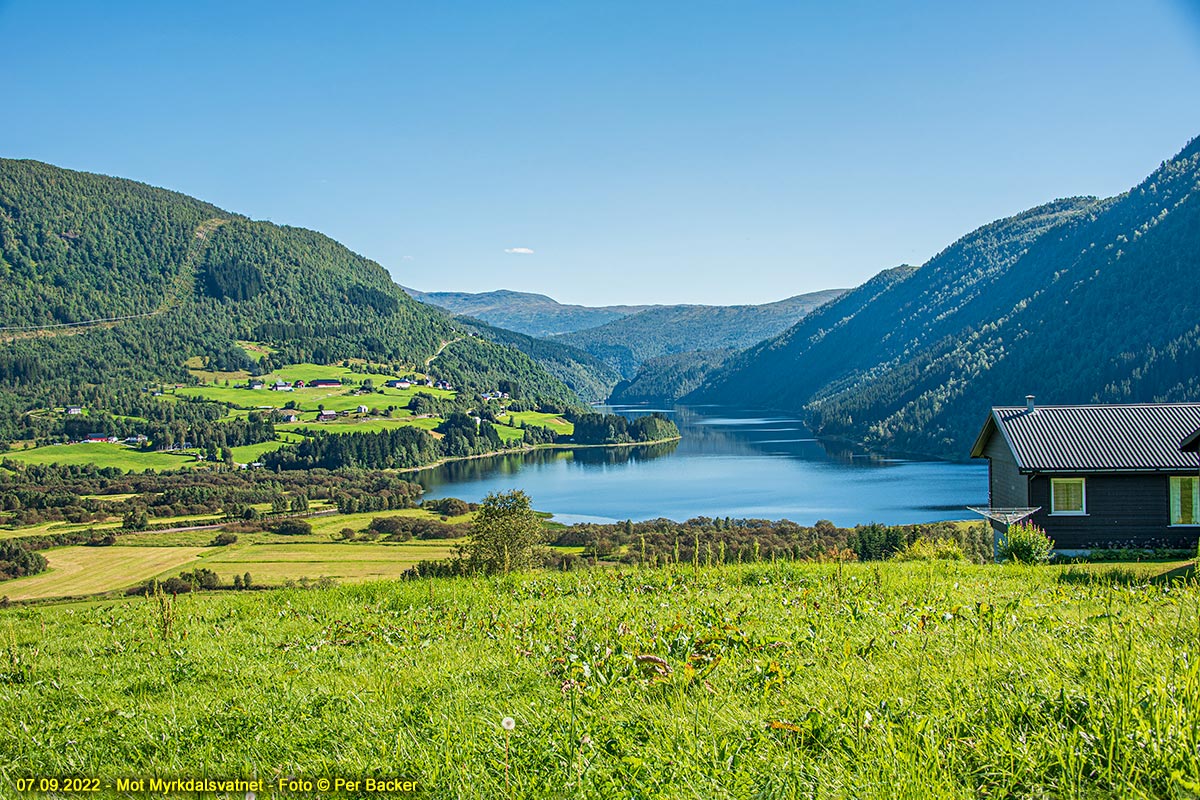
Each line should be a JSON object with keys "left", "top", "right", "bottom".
{"left": 608, "top": 349, "right": 736, "bottom": 404}
{"left": 689, "top": 136, "right": 1200, "bottom": 458}
{"left": 453, "top": 317, "right": 622, "bottom": 402}
{"left": 404, "top": 288, "right": 652, "bottom": 337}
{"left": 553, "top": 289, "right": 847, "bottom": 377}
{"left": 0, "top": 159, "right": 576, "bottom": 424}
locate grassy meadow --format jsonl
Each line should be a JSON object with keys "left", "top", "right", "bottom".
{"left": 0, "top": 560, "right": 1196, "bottom": 798}
{"left": 0, "top": 506, "right": 474, "bottom": 600}
{"left": 2, "top": 442, "right": 201, "bottom": 471}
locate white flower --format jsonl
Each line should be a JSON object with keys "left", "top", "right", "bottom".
{"left": 501, "top": 716, "right": 516, "bottom": 731}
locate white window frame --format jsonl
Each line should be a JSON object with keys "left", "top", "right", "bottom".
{"left": 1050, "top": 477, "right": 1087, "bottom": 516}
{"left": 1169, "top": 475, "right": 1200, "bottom": 527}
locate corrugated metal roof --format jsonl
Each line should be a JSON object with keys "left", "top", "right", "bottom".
{"left": 981, "top": 403, "right": 1200, "bottom": 472}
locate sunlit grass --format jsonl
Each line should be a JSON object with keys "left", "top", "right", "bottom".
{"left": 2, "top": 442, "right": 200, "bottom": 471}
{"left": 1, "top": 560, "right": 1195, "bottom": 798}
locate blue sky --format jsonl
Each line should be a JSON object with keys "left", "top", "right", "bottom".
{"left": 3, "top": 0, "right": 1199, "bottom": 305}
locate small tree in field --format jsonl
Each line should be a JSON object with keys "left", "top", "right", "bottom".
{"left": 465, "top": 490, "right": 545, "bottom": 574}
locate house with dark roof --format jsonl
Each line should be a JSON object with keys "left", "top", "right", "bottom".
{"left": 970, "top": 397, "right": 1200, "bottom": 552}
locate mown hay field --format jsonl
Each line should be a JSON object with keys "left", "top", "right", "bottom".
{"left": 2, "top": 442, "right": 200, "bottom": 471}
{"left": 0, "top": 546, "right": 208, "bottom": 601}
{"left": 1, "top": 560, "right": 1196, "bottom": 798}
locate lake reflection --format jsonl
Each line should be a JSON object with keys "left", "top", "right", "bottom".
{"left": 415, "top": 405, "right": 987, "bottom": 526}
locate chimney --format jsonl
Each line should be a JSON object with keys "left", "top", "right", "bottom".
{"left": 1025, "top": 395, "right": 1036, "bottom": 413}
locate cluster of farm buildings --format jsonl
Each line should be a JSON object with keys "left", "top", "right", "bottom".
{"left": 243, "top": 377, "right": 454, "bottom": 392}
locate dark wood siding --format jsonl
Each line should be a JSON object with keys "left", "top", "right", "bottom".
{"left": 983, "top": 434, "right": 1027, "bottom": 509}
{"left": 1028, "top": 473, "right": 1200, "bottom": 550}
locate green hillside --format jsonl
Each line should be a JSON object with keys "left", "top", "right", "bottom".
{"left": 0, "top": 159, "right": 576, "bottom": 444}
{"left": 455, "top": 317, "right": 623, "bottom": 402}
{"left": 554, "top": 289, "right": 847, "bottom": 377}
{"left": 608, "top": 348, "right": 736, "bottom": 404}
{"left": 690, "top": 135, "right": 1200, "bottom": 457}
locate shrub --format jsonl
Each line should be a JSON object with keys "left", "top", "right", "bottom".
{"left": 211, "top": 532, "right": 238, "bottom": 546}
{"left": 423, "top": 497, "right": 471, "bottom": 517}
{"left": 272, "top": 519, "right": 313, "bottom": 536}
{"left": 179, "top": 568, "right": 222, "bottom": 590}
{"left": 0, "top": 542, "right": 49, "bottom": 581}
{"left": 368, "top": 516, "right": 409, "bottom": 536}
{"left": 998, "top": 521, "right": 1054, "bottom": 564}
{"left": 892, "top": 537, "right": 966, "bottom": 562}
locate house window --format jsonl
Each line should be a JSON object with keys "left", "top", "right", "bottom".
{"left": 1050, "top": 478, "right": 1086, "bottom": 515}
{"left": 1170, "top": 476, "right": 1200, "bottom": 526}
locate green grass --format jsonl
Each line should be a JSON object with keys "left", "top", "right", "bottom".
{"left": 278, "top": 415, "right": 444, "bottom": 435}
{"left": 506, "top": 410, "right": 574, "bottom": 434}
{"left": 304, "top": 507, "right": 475, "bottom": 537}
{"left": 199, "top": 541, "right": 456, "bottom": 584}
{"left": 175, "top": 383, "right": 453, "bottom": 413}
{"left": 0, "top": 545, "right": 208, "bottom": 600}
{"left": 1, "top": 442, "right": 201, "bottom": 471}
{"left": 0, "top": 518, "right": 122, "bottom": 540}
{"left": 228, "top": 439, "right": 289, "bottom": 464}
{"left": 1, "top": 560, "right": 1196, "bottom": 798}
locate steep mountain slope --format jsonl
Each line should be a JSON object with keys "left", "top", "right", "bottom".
{"left": 553, "top": 289, "right": 848, "bottom": 377}
{"left": 454, "top": 316, "right": 623, "bottom": 401}
{"left": 404, "top": 288, "right": 653, "bottom": 337}
{"left": 608, "top": 349, "right": 737, "bottom": 404}
{"left": 690, "top": 136, "right": 1200, "bottom": 457}
{"left": 0, "top": 159, "right": 576, "bottom": 410}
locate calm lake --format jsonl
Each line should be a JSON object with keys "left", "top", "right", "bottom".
{"left": 416, "top": 405, "right": 987, "bottom": 526}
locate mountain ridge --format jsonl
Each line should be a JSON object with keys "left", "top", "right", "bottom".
{"left": 0, "top": 158, "right": 578, "bottom": 422}
{"left": 404, "top": 287, "right": 656, "bottom": 337}
{"left": 687, "top": 135, "right": 1200, "bottom": 458}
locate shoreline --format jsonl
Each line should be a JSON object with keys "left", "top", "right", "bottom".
{"left": 394, "top": 435, "right": 682, "bottom": 475}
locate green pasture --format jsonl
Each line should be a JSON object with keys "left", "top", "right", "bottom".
{"left": 228, "top": 439, "right": 290, "bottom": 464}
{"left": 1, "top": 560, "right": 1195, "bottom": 798}
{"left": 507, "top": 410, "right": 575, "bottom": 434}
{"left": 1, "top": 442, "right": 200, "bottom": 471}
{"left": 277, "top": 415, "right": 444, "bottom": 436}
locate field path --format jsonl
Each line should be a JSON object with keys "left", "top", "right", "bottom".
{"left": 424, "top": 336, "right": 466, "bottom": 368}
{"left": 2, "top": 546, "right": 208, "bottom": 601}
{"left": 0, "top": 217, "right": 228, "bottom": 343}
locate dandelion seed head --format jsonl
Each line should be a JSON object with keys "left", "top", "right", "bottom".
{"left": 501, "top": 716, "right": 516, "bottom": 731}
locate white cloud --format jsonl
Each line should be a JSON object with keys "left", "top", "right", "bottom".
{"left": 504, "top": 247, "right": 535, "bottom": 255}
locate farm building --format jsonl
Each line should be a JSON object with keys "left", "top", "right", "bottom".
{"left": 357, "top": 405, "right": 370, "bottom": 414}
{"left": 66, "top": 406, "right": 83, "bottom": 415}
{"left": 385, "top": 379, "right": 412, "bottom": 389}
{"left": 970, "top": 398, "right": 1200, "bottom": 552}
{"left": 309, "top": 379, "right": 342, "bottom": 388}
{"left": 280, "top": 412, "right": 299, "bottom": 423}
{"left": 317, "top": 410, "right": 338, "bottom": 422}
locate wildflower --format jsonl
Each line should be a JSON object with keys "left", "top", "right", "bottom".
{"left": 501, "top": 716, "right": 516, "bottom": 731}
